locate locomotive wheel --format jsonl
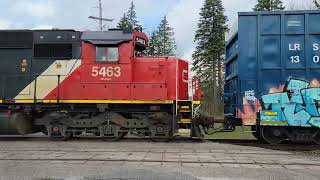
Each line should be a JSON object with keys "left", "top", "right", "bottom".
{"left": 150, "top": 133, "right": 172, "bottom": 142}
{"left": 47, "top": 125, "right": 72, "bottom": 141}
{"left": 261, "top": 126, "right": 285, "bottom": 144}
{"left": 102, "top": 124, "right": 127, "bottom": 142}
{"left": 49, "top": 131, "right": 72, "bottom": 141}
{"left": 103, "top": 132, "right": 127, "bottom": 142}
{"left": 150, "top": 135, "right": 172, "bottom": 142}
{"left": 149, "top": 124, "right": 172, "bottom": 142}
{"left": 251, "top": 126, "right": 265, "bottom": 143}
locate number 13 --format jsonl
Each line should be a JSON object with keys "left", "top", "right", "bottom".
{"left": 290, "top": 56, "right": 300, "bottom": 63}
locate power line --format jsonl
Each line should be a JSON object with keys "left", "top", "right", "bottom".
{"left": 88, "top": 0, "right": 114, "bottom": 31}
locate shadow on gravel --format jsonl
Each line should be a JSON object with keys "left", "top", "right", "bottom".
{"left": 0, "top": 135, "right": 205, "bottom": 144}
{"left": 208, "top": 139, "right": 320, "bottom": 152}
{"left": 0, "top": 135, "right": 317, "bottom": 153}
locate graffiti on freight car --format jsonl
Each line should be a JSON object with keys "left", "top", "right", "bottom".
{"left": 260, "top": 79, "right": 320, "bottom": 128}
{"left": 245, "top": 90, "right": 256, "bottom": 101}
{"left": 236, "top": 98, "right": 261, "bottom": 126}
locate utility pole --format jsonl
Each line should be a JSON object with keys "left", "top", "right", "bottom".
{"left": 98, "top": 0, "right": 103, "bottom": 30}
{"left": 88, "top": 0, "right": 114, "bottom": 31}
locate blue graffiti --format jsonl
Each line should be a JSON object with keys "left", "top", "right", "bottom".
{"left": 260, "top": 79, "right": 320, "bottom": 128}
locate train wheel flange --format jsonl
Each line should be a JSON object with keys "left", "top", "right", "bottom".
{"left": 100, "top": 124, "right": 126, "bottom": 142}
{"left": 150, "top": 136, "right": 171, "bottom": 142}
{"left": 149, "top": 124, "right": 172, "bottom": 142}
{"left": 50, "top": 132, "right": 72, "bottom": 141}
{"left": 103, "top": 132, "right": 127, "bottom": 142}
{"left": 261, "top": 126, "right": 285, "bottom": 144}
{"left": 47, "top": 125, "right": 72, "bottom": 141}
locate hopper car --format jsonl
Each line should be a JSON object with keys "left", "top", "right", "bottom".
{"left": 225, "top": 10, "right": 320, "bottom": 144}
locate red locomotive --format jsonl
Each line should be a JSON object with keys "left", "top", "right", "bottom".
{"left": 0, "top": 29, "right": 202, "bottom": 141}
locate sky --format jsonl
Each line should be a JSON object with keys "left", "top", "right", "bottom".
{"left": 0, "top": 0, "right": 316, "bottom": 61}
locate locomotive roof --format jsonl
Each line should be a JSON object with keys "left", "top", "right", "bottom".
{"left": 81, "top": 30, "right": 133, "bottom": 45}
{"left": 0, "top": 29, "right": 135, "bottom": 46}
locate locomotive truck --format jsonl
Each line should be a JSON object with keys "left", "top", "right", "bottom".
{"left": 0, "top": 29, "right": 204, "bottom": 141}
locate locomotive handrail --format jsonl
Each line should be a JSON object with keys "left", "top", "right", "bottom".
{"left": 57, "top": 75, "right": 60, "bottom": 103}
{"left": 31, "top": 74, "right": 68, "bottom": 102}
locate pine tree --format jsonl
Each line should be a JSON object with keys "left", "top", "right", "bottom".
{"left": 147, "top": 31, "right": 160, "bottom": 56}
{"left": 253, "top": 0, "right": 285, "bottom": 11}
{"left": 117, "top": 1, "right": 141, "bottom": 31}
{"left": 117, "top": 13, "right": 131, "bottom": 31}
{"left": 156, "top": 16, "right": 176, "bottom": 56}
{"left": 127, "top": 1, "right": 141, "bottom": 30}
{"left": 315, "top": 0, "right": 320, "bottom": 8}
{"left": 192, "top": 0, "right": 227, "bottom": 116}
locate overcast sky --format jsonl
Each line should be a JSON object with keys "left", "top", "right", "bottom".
{"left": 0, "top": 0, "right": 316, "bottom": 60}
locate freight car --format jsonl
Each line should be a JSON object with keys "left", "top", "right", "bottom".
{"left": 225, "top": 10, "right": 320, "bottom": 144}
{"left": 0, "top": 29, "right": 203, "bottom": 141}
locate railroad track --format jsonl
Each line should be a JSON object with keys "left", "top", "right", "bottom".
{"left": 210, "top": 139, "right": 320, "bottom": 150}
{"left": 0, "top": 148, "right": 305, "bottom": 156}
{"left": 0, "top": 136, "right": 318, "bottom": 152}
{"left": 0, "top": 157, "right": 319, "bottom": 167}
{"left": 0, "top": 137, "right": 318, "bottom": 170}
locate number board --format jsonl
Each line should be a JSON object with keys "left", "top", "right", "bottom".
{"left": 91, "top": 66, "right": 121, "bottom": 81}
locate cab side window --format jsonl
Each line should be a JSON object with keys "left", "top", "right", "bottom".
{"left": 96, "top": 47, "right": 119, "bottom": 63}
{"left": 96, "top": 47, "right": 107, "bottom": 62}
{"left": 107, "top": 47, "right": 119, "bottom": 63}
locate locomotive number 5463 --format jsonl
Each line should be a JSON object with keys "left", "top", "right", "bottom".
{"left": 91, "top": 66, "right": 121, "bottom": 78}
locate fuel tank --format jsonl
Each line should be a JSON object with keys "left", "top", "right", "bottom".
{"left": 0, "top": 111, "right": 40, "bottom": 135}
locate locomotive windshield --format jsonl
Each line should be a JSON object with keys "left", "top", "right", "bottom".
{"left": 96, "top": 47, "right": 119, "bottom": 63}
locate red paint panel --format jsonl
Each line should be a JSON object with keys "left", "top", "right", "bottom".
{"left": 133, "top": 57, "right": 167, "bottom": 83}
{"left": 131, "top": 83, "right": 167, "bottom": 100}
{"left": 118, "top": 42, "right": 132, "bottom": 64}
{"left": 79, "top": 84, "right": 131, "bottom": 100}
{"left": 45, "top": 67, "right": 132, "bottom": 100}
{"left": 45, "top": 67, "right": 82, "bottom": 100}
{"left": 82, "top": 42, "right": 95, "bottom": 65}
{"left": 178, "top": 59, "right": 189, "bottom": 100}
{"left": 166, "top": 59, "right": 177, "bottom": 100}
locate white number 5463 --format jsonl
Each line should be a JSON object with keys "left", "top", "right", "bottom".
{"left": 91, "top": 66, "right": 121, "bottom": 77}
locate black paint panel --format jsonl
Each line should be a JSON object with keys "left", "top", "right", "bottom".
{"left": 0, "top": 49, "right": 32, "bottom": 98}
{"left": 34, "top": 44, "right": 73, "bottom": 59}
{"left": 0, "top": 31, "right": 33, "bottom": 48}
